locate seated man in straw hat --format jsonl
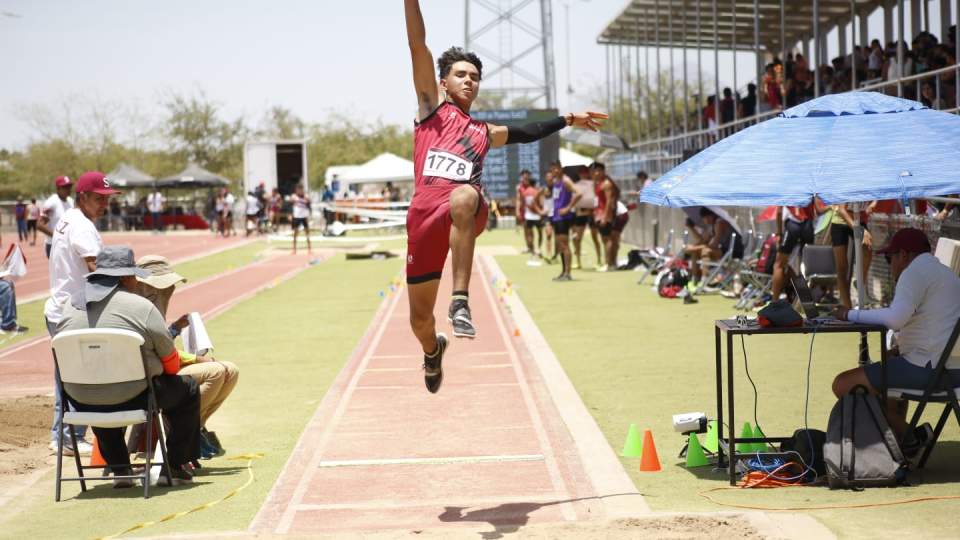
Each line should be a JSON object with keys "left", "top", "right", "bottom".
{"left": 135, "top": 255, "right": 239, "bottom": 457}
{"left": 58, "top": 246, "right": 200, "bottom": 486}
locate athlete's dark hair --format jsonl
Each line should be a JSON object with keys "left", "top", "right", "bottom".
{"left": 549, "top": 160, "right": 562, "bottom": 169}
{"left": 590, "top": 161, "right": 606, "bottom": 170}
{"left": 699, "top": 207, "right": 717, "bottom": 218}
{"left": 437, "top": 47, "right": 483, "bottom": 80}
{"left": 520, "top": 169, "right": 532, "bottom": 176}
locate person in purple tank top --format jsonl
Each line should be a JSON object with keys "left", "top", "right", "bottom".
{"left": 546, "top": 161, "right": 581, "bottom": 281}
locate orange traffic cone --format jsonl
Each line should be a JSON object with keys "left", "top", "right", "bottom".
{"left": 639, "top": 430, "right": 661, "bottom": 472}
{"left": 89, "top": 436, "right": 106, "bottom": 467}
{"left": 514, "top": 328, "right": 521, "bottom": 337}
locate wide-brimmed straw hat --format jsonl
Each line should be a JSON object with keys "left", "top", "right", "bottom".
{"left": 135, "top": 255, "right": 186, "bottom": 290}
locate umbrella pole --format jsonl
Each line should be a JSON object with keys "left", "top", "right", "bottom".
{"left": 853, "top": 213, "right": 870, "bottom": 365}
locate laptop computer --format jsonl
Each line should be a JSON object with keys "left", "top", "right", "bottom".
{"left": 790, "top": 275, "right": 821, "bottom": 319}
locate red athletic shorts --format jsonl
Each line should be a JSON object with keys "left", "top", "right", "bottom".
{"left": 406, "top": 181, "right": 487, "bottom": 284}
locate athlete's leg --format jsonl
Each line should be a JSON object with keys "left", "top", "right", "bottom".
{"left": 305, "top": 224, "right": 312, "bottom": 254}
{"left": 609, "top": 230, "right": 621, "bottom": 268}
{"left": 544, "top": 223, "right": 554, "bottom": 259}
{"left": 449, "top": 185, "right": 479, "bottom": 294}
{"left": 535, "top": 223, "right": 543, "bottom": 255}
{"left": 523, "top": 223, "right": 534, "bottom": 253}
{"left": 408, "top": 279, "right": 441, "bottom": 353}
{"left": 292, "top": 225, "right": 299, "bottom": 254}
{"left": 571, "top": 224, "right": 583, "bottom": 267}
{"left": 590, "top": 223, "right": 604, "bottom": 265}
{"left": 557, "top": 233, "right": 571, "bottom": 277}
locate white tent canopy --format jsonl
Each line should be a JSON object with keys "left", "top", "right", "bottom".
{"left": 337, "top": 153, "right": 414, "bottom": 184}
{"left": 559, "top": 148, "right": 593, "bottom": 167}
{"left": 325, "top": 164, "right": 360, "bottom": 185}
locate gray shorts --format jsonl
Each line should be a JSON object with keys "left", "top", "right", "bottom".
{"left": 864, "top": 356, "right": 960, "bottom": 391}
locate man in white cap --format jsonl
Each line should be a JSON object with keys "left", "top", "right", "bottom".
{"left": 45, "top": 171, "right": 118, "bottom": 455}
{"left": 38, "top": 175, "right": 74, "bottom": 259}
{"left": 58, "top": 246, "right": 200, "bottom": 486}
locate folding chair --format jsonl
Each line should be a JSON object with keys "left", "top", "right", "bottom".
{"left": 636, "top": 228, "right": 676, "bottom": 285}
{"left": 695, "top": 232, "right": 744, "bottom": 295}
{"left": 799, "top": 244, "right": 838, "bottom": 306}
{"left": 52, "top": 328, "right": 173, "bottom": 501}
{"left": 887, "top": 317, "right": 960, "bottom": 469}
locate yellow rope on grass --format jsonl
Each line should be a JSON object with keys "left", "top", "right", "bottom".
{"left": 95, "top": 452, "right": 265, "bottom": 540}
{"left": 700, "top": 485, "right": 960, "bottom": 511}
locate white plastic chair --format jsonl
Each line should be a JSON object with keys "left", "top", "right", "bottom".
{"left": 52, "top": 328, "right": 172, "bottom": 501}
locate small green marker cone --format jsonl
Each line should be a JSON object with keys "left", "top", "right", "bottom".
{"left": 685, "top": 433, "right": 709, "bottom": 468}
{"left": 752, "top": 424, "right": 769, "bottom": 453}
{"left": 703, "top": 420, "right": 719, "bottom": 453}
{"left": 736, "top": 422, "right": 754, "bottom": 454}
{"left": 621, "top": 423, "right": 643, "bottom": 458}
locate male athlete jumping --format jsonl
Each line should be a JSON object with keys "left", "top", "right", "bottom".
{"left": 404, "top": 0, "right": 606, "bottom": 393}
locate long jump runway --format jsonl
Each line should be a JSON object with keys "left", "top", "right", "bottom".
{"left": 0, "top": 251, "right": 318, "bottom": 399}
{"left": 252, "top": 255, "right": 647, "bottom": 536}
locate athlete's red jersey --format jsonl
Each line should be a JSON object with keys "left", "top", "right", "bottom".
{"left": 414, "top": 101, "right": 491, "bottom": 188}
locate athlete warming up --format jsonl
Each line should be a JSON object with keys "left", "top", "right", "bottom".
{"left": 404, "top": 0, "right": 606, "bottom": 393}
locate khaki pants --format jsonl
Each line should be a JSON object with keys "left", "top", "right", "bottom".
{"left": 179, "top": 360, "right": 239, "bottom": 427}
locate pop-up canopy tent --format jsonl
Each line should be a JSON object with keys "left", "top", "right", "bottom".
{"left": 106, "top": 163, "right": 156, "bottom": 188}
{"left": 157, "top": 163, "right": 231, "bottom": 189}
{"left": 337, "top": 153, "right": 414, "bottom": 184}
{"left": 559, "top": 147, "right": 593, "bottom": 167}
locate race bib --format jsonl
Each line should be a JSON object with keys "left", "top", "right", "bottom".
{"left": 423, "top": 149, "right": 473, "bottom": 182}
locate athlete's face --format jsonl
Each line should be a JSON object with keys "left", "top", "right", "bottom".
{"left": 441, "top": 61, "right": 481, "bottom": 110}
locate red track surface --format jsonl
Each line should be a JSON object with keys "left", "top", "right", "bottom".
{"left": 252, "top": 257, "right": 609, "bottom": 536}
{"left": 0, "top": 252, "right": 317, "bottom": 399}
{"left": 9, "top": 232, "right": 251, "bottom": 302}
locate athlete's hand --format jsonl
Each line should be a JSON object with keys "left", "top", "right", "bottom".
{"left": 567, "top": 111, "right": 608, "bottom": 132}
{"left": 559, "top": 206, "right": 571, "bottom": 216}
{"left": 173, "top": 314, "right": 190, "bottom": 332}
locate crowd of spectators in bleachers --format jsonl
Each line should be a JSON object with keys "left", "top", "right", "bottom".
{"left": 699, "top": 24, "right": 958, "bottom": 127}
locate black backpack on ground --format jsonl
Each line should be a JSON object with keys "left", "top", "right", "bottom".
{"left": 823, "top": 386, "right": 908, "bottom": 489}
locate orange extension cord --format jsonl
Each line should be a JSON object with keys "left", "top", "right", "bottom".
{"left": 700, "top": 461, "right": 960, "bottom": 510}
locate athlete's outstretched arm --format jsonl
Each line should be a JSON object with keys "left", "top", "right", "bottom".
{"left": 487, "top": 111, "right": 608, "bottom": 148}
{"left": 405, "top": 0, "right": 439, "bottom": 121}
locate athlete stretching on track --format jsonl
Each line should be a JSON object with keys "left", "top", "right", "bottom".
{"left": 404, "top": 0, "right": 606, "bottom": 393}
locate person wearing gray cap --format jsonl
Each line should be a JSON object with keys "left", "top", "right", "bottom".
{"left": 56, "top": 246, "right": 200, "bottom": 485}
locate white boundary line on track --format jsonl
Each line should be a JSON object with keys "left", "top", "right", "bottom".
{"left": 475, "top": 259, "right": 578, "bottom": 522}
{"left": 317, "top": 454, "right": 545, "bottom": 468}
{"left": 270, "top": 285, "right": 406, "bottom": 535}
{"left": 480, "top": 254, "right": 651, "bottom": 517}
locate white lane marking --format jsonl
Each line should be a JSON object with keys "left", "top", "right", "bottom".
{"left": 476, "top": 258, "right": 577, "bottom": 522}
{"left": 273, "top": 284, "right": 406, "bottom": 535}
{"left": 317, "top": 454, "right": 544, "bottom": 468}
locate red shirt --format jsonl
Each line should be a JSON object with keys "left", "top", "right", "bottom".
{"left": 413, "top": 101, "right": 491, "bottom": 189}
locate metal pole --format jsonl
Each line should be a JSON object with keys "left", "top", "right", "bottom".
{"left": 637, "top": 19, "right": 643, "bottom": 139}
{"left": 898, "top": 0, "right": 905, "bottom": 97}
{"left": 780, "top": 0, "right": 786, "bottom": 61}
{"left": 814, "top": 0, "right": 820, "bottom": 97}
{"left": 541, "top": 0, "right": 556, "bottom": 109}
{"left": 754, "top": 0, "right": 760, "bottom": 116}
{"left": 669, "top": 3, "right": 675, "bottom": 135}
{"left": 713, "top": 0, "right": 720, "bottom": 128}
{"left": 697, "top": 0, "right": 703, "bottom": 134}
{"left": 851, "top": 0, "right": 857, "bottom": 90}
{"left": 464, "top": 0, "right": 470, "bottom": 48}
{"left": 606, "top": 46, "right": 613, "bottom": 117}
{"left": 683, "top": 0, "right": 689, "bottom": 134}
{"left": 732, "top": 0, "right": 738, "bottom": 124}
{"left": 656, "top": 0, "right": 662, "bottom": 139}
{"left": 645, "top": 8, "right": 653, "bottom": 139}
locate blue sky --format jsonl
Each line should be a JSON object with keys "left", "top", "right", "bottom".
{"left": 1, "top": 1, "right": 951, "bottom": 149}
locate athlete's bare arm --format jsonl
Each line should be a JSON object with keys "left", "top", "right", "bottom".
{"left": 602, "top": 179, "right": 616, "bottom": 223}
{"left": 486, "top": 111, "right": 608, "bottom": 148}
{"left": 404, "top": 0, "right": 439, "bottom": 121}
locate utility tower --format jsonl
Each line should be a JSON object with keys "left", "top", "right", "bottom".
{"left": 464, "top": 0, "right": 557, "bottom": 109}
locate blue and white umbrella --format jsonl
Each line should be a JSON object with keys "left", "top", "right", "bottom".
{"left": 640, "top": 92, "right": 960, "bottom": 208}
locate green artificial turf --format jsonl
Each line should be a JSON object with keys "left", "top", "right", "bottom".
{"left": 0, "top": 254, "right": 404, "bottom": 540}
{"left": 494, "top": 236, "right": 960, "bottom": 540}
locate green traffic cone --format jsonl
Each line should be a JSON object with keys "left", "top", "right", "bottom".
{"left": 685, "top": 433, "right": 709, "bottom": 468}
{"left": 703, "top": 420, "right": 718, "bottom": 453}
{"left": 752, "top": 424, "right": 769, "bottom": 453}
{"left": 621, "top": 423, "right": 642, "bottom": 458}
{"left": 736, "top": 422, "right": 754, "bottom": 454}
